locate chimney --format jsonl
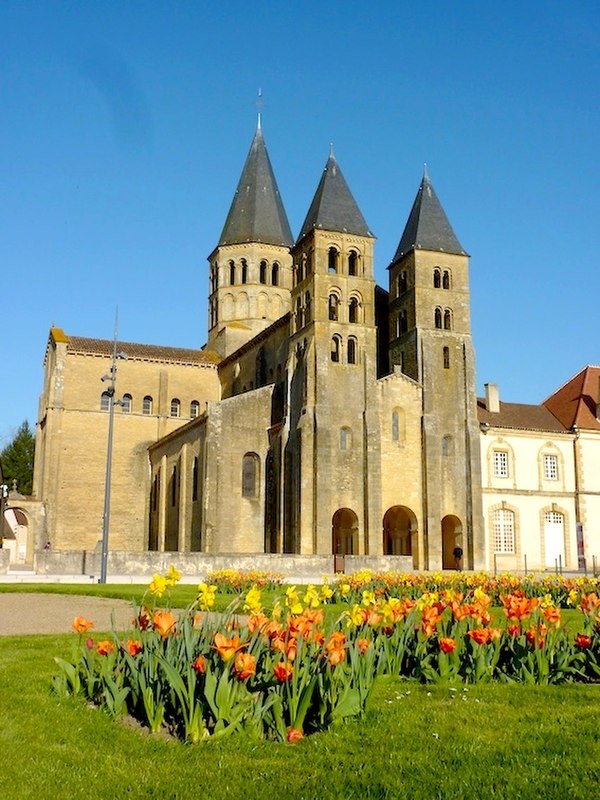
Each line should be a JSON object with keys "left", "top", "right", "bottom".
{"left": 484, "top": 383, "right": 500, "bottom": 413}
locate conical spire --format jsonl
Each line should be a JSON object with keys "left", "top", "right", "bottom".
{"left": 298, "top": 153, "right": 373, "bottom": 241}
{"left": 391, "top": 172, "right": 466, "bottom": 263}
{"left": 219, "top": 124, "right": 293, "bottom": 248}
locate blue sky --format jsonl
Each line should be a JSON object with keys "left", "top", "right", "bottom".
{"left": 1, "top": 1, "right": 599, "bottom": 446}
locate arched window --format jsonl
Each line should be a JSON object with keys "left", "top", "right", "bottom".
{"left": 100, "top": 391, "right": 111, "bottom": 411}
{"left": 434, "top": 268, "right": 441, "bottom": 288}
{"left": 296, "top": 296, "right": 303, "bottom": 331}
{"left": 347, "top": 337, "right": 357, "bottom": 364}
{"left": 259, "top": 260, "right": 267, "bottom": 284}
{"left": 442, "top": 270, "right": 450, "bottom": 289}
{"left": 328, "top": 247, "right": 338, "bottom": 274}
{"left": 349, "top": 297, "right": 359, "bottom": 323}
{"left": 444, "top": 309, "right": 452, "bottom": 330}
{"left": 190, "top": 400, "right": 200, "bottom": 419}
{"left": 122, "top": 393, "right": 132, "bottom": 413}
{"left": 398, "top": 271, "right": 408, "bottom": 295}
{"left": 434, "top": 307, "right": 442, "bottom": 329}
{"left": 192, "top": 456, "right": 199, "bottom": 502}
{"left": 348, "top": 250, "right": 358, "bottom": 276}
{"left": 241, "top": 259, "right": 248, "bottom": 284}
{"left": 443, "top": 346, "right": 450, "bottom": 369}
{"left": 340, "top": 427, "right": 352, "bottom": 450}
{"left": 331, "top": 336, "right": 341, "bottom": 363}
{"left": 493, "top": 508, "right": 515, "bottom": 553}
{"left": 306, "top": 249, "right": 313, "bottom": 277}
{"left": 305, "top": 291, "right": 312, "bottom": 323}
{"left": 170, "top": 398, "right": 181, "bottom": 418}
{"left": 171, "top": 465, "right": 178, "bottom": 507}
{"left": 229, "top": 260, "right": 235, "bottom": 285}
{"left": 272, "top": 262, "right": 279, "bottom": 286}
{"left": 328, "top": 293, "right": 339, "bottom": 321}
{"left": 399, "top": 309, "right": 408, "bottom": 334}
{"left": 242, "top": 453, "right": 259, "bottom": 498}
{"left": 391, "top": 407, "right": 406, "bottom": 443}
{"left": 142, "top": 395, "right": 153, "bottom": 415}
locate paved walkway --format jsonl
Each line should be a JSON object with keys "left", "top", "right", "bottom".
{"left": 0, "top": 593, "right": 137, "bottom": 635}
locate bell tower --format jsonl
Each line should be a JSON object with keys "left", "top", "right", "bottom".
{"left": 283, "top": 151, "right": 379, "bottom": 556}
{"left": 388, "top": 171, "right": 484, "bottom": 569}
{"left": 207, "top": 119, "right": 294, "bottom": 357}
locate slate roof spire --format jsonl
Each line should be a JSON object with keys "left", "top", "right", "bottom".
{"left": 298, "top": 151, "right": 373, "bottom": 241}
{"left": 218, "top": 123, "right": 294, "bottom": 248}
{"left": 391, "top": 171, "right": 466, "bottom": 263}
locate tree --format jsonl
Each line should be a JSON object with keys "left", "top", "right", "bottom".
{"left": 1, "top": 421, "right": 35, "bottom": 496}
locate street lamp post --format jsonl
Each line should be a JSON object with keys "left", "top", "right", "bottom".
{"left": 99, "top": 324, "right": 127, "bottom": 584}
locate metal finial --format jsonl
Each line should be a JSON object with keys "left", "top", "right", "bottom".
{"left": 256, "top": 88, "right": 264, "bottom": 130}
{"left": 329, "top": 142, "right": 334, "bottom": 158}
{"left": 423, "top": 162, "right": 429, "bottom": 180}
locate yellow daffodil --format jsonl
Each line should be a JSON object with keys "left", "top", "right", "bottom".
{"left": 567, "top": 589, "right": 579, "bottom": 606}
{"left": 362, "top": 590, "right": 376, "bottom": 607}
{"left": 165, "top": 564, "right": 182, "bottom": 586}
{"left": 243, "top": 585, "right": 263, "bottom": 615}
{"left": 303, "top": 585, "right": 321, "bottom": 609}
{"left": 198, "top": 582, "right": 217, "bottom": 611}
{"left": 149, "top": 573, "right": 168, "bottom": 597}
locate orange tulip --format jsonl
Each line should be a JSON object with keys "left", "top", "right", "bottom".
{"left": 97, "top": 640, "right": 115, "bottom": 656}
{"left": 192, "top": 655, "right": 206, "bottom": 674}
{"left": 213, "top": 632, "right": 243, "bottom": 661}
{"left": 439, "top": 637, "right": 457, "bottom": 654}
{"left": 580, "top": 593, "right": 600, "bottom": 613}
{"left": 153, "top": 610, "right": 177, "bottom": 639}
{"left": 72, "top": 616, "right": 93, "bottom": 634}
{"left": 543, "top": 606, "right": 561, "bottom": 628}
{"left": 234, "top": 652, "right": 256, "bottom": 680}
{"left": 287, "top": 727, "right": 304, "bottom": 743}
{"left": 126, "top": 639, "right": 142, "bottom": 656}
{"left": 357, "top": 638, "right": 370, "bottom": 654}
{"left": 575, "top": 633, "right": 592, "bottom": 649}
{"left": 468, "top": 628, "right": 490, "bottom": 645}
{"left": 273, "top": 660, "right": 294, "bottom": 682}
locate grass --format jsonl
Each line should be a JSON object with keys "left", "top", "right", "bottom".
{"left": 1, "top": 632, "right": 598, "bottom": 800}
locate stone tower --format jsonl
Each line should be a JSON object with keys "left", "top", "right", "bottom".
{"left": 282, "top": 151, "right": 379, "bottom": 555}
{"left": 388, "top": 172, "right": 484, "bottom": 569}
{"left": 206, "top": 120, "right": 294, "bottom": 357}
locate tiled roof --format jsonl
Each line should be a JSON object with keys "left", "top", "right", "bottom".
{"left": 477, "top": 399, "right": 566, "bottom": 432}
{"left": 218, "top": 123, "right": 294, "bottom": 248}
{"left": 390, "top": 173, "right": 466, "bottom": 264}
{"left": 543, "top": 365, "right": 600, "bottom": 431}
{"left": 65, "top": 335, "right": 221, "bottom": 366}
{"left": 297, "top": 153, "right": 373, "bottom": 241}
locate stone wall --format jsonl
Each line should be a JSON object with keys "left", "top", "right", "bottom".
{"left": 34, "top": 550, "right": 413, "bottom": 579}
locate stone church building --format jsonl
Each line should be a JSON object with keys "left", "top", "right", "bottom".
{"left": 21, "top": 122, "right": 600, "bottom": 575}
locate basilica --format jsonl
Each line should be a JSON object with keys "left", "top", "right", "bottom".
{"left": 12, "top": 121, "right": 599, "bottom": 575}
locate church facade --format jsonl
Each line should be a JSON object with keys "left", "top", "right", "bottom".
{"left": 24, "top": 122, "right": 600, "bottom": 574}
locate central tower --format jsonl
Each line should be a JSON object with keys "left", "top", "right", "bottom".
{"left": 282, "top": 151, "right": 379, "bottom": 555}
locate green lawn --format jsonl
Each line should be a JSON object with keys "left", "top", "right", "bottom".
{"left": 1, "top": 632, "right": 598, "bottom": 800}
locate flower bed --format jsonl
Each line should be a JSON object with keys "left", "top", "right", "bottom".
{"left": 55, "top": 569, "right": 600, "bottom": 744}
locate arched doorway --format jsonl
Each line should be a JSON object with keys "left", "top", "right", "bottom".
{"left": 441, "top": 514, "right": 463, "bottom": 569}
{"left": 383, "top": 506, "right": 417, "bottom": 564}
{"left": 3, "top": 507, "right": 29, "bottom": 564}
{"left": 332, "top": 508, "right": 358, "bottom": 555}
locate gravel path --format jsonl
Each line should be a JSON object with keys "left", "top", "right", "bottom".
{"left": 0, "top": 593, "right": 137, "bottom": 636}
